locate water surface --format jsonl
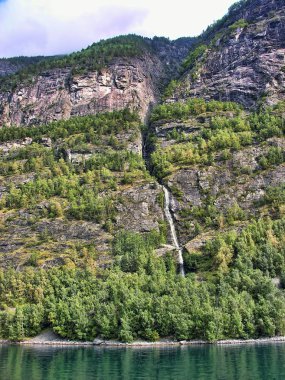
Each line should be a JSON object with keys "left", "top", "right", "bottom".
{"left": 1, "top": 343, "right": 285, "bottom": 380}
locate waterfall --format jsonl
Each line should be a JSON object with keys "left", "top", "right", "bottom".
{"left": 162, "top": 186, "right": 185, "bottom": 276}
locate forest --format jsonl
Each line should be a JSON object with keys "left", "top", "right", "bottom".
{"left": 0, "top": 102, "right": 284, "bottom": 343}
{"left": 0, "top": 216, "right": 285, "bottom": 342}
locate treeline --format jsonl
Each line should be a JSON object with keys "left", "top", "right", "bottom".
{"left": 0, "top": 217, "right": 285, "bottom": 342}
{"left": 0, "top": 145, "right": 146, "bottom": 178}
{"left": 0, "top": 109, "right": 139, "bottom": 143}
{"left": 0, "top": 35, "right": 151, "bottom": 91}
{"left": 150, "top": 98, "right": 242, "bottom": 122}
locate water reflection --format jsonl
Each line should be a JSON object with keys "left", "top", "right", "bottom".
{"left": 1, "top": 343, "right": 285, "bottom": 380}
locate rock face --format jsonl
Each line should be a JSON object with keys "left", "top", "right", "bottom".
{"left": 0, "top": 58, "right": 160, "bottom": 126}
{"left": 115, "top": 183, "right": 164, "bottom": 232}
{"left": 174, "top": 0, "right": 285, "bottom": 108}
{"left": 148, "top": 0, "right": 285, "bottom": 254}
{"left": 0, "top": 34, "right": 197, "bottom": 268}
{"left": 166, "top": 155, "right": 285, "bottom": 245}
{"left": 0, "top": 38, "right": 194, "bottom": 127}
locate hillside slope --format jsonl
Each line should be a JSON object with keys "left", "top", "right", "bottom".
{"left": 150, "top": 98, "right": 285, "bottom": 267}
{"left": 0, "top": 1, "right": 285, "bottom": 344}
{"left": 0, "top": 110, "right": 166, "bottom": 269}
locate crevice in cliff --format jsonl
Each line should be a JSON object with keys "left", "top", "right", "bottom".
{"left": 142, "top": 114, "right": 185, "bottom": 276}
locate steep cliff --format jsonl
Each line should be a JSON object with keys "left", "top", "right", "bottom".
{"left": 170, "top": 0, "right": 285, "bottom": 108}
{"left": 0, "top": 36, "right": 194, "bottom": 126}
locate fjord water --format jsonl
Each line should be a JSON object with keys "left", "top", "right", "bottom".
{"left": 1, "top": 344, "right": 285, "bottom": 380}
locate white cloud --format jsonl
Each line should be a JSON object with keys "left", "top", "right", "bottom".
{"left": 0, "top": 0, "right": 237, "bottom": 57}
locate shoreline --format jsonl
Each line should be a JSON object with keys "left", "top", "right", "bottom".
{"left": 1, "top": 336, "right": 285, "bottom": 348}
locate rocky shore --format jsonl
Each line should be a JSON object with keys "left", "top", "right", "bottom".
{"left": 1, "top": 330, "right": 285, "bottom": 348}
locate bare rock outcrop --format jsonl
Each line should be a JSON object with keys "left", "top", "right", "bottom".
{"left": 0, "top": 38, "right": 195, "bottom": 126}
{"left": 0, "top": 57, "right": 161, "bottom": 126}
{"left": 174, "top": 0, "right": 285, "bottom": 108}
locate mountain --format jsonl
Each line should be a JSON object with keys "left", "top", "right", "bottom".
{"left": 168, "top": 0, "right": 285, "bottom": 108}
{"left": 0, "top": 1, "right": 285, "bottom": 344}
{"left": 0, "top": 35, "right": 194, "bottom": 126}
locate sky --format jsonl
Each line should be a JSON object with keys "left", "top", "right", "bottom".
{"left": 0, "top": 0, "right": 237, "bottom": 58}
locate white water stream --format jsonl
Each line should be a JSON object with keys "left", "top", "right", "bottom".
{"left": 163, "top": 186, "right": 185, "bottom": 276}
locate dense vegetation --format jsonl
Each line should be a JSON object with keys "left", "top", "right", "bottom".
{"left": 0, "top": 57, "right": 53, "bottom": 66}
{"left": 0, "top": 56, "right": 55, "bottom": 78}
{"left": 181, "top": 45, "right": 207, "bottom": 72}
{"left": 0, "top": 99, "right": 285, "bottom": 343}
{"left": 1, "top": 216, "right": 285, "bottom": 342}
{"left": 0, "top": 108, "right": 139, "bottom": 143}
{"left": 150, "top": 98, "right": 242, "bottom": 122}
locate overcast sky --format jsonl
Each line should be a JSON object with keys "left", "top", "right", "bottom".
{"left": 0, "top": 0, "right": 237, "bottom": 58}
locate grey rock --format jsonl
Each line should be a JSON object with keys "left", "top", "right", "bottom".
{"left": 115, "top": 183, "right": 164, "bottom": 232}
{"left": 173, "top": 0, "right": 285, "bottom": 109}
{"left": 0, "top": 39, "right": 195, "bottom": 126}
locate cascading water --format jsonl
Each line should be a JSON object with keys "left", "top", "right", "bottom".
{"left": 163, "top": 186, "right": 185, "bottom": 276}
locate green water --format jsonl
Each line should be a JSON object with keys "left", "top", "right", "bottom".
{"left": 0, "top": 343, "right": 285, "bottom": 380}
